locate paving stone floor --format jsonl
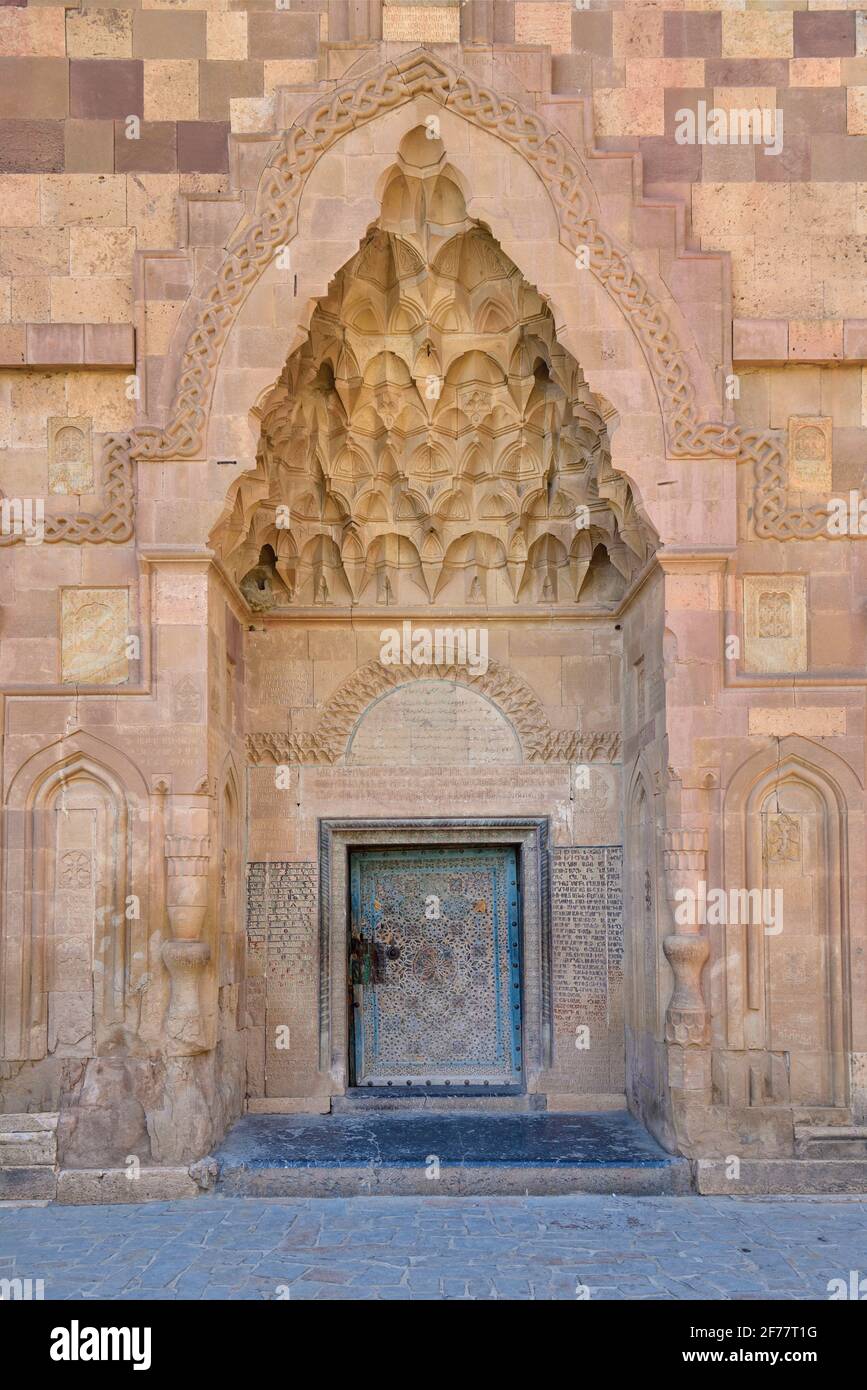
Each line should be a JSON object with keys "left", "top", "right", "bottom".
{"left": 2, "top": 1195, "right": 866, "bottom": 1300}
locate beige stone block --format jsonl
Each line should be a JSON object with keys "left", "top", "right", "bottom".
{"left": 0, "top": 8, "right": 65, "bottom": 58}
{"left": 8, "top": 370, "right": 64, "bottom": 447}
{"left": 127, "top": 172, "right": 178, "bottom": 249}
{"left": 0, "top": 227, "right": 67, "bottom": 277}
{"left": 769, "top": 366, "right": 822, "bottom": 428}
{"left": 207, "top": 13, "right": 247, "bottom": 60}
{"left": 821, "top": 365, "right": 863, "bottom": 426}
{"left": 848, "top": 87, "right": 867, "bottom": 136}
{"left": 61, "top": 587, "right": 129, "bottom": 686}
{"left": 792, "top": 183, "right": 856, "bottom": 236}
{"left": 748, "top": 707, "right": 846, "bottom": 738}
{"left": 154, "top": 570, "right": 208, "bottom": 624}
{"left": 514, "top": 2, "right": 573, "bottom": 55}
{"left": 41, "top": 175, "right": 126, "bottom": 229}
{"left": 57, "top": 1168, "right": 199, "bottom": 1204}
{"left": 69, "top": 227, "right": 136, "bottom": 278}
{"left": 48, "top": 415, "right": 94, "bottom": 495}
{"left": 743, "top": 575, "right": 808, "bottom": 674}
{"left": 693, "top": 184, "right": 789, "bottom": 239}
{"left": 50, "top": 277, "right": 132, "bottom": 325}
{"left": 712, "top": 87, "right": 780, "bottom": 143}
{"left": 627, "top": 59, "right": 705, "bottom": 89}
{"left": 144, "top": 60, "right": 198, "bottom": 122}
{"left": 612, "top": 11, "right": 663, "bottom": 62}
{"left": 65, "top": 372, "right": 135, "bottom": 433}
{"left": 722, "top": 11, "right": 793, "bottom": 59}
{"left": 263, "top": 59, "right": 319, "bottom": 95}
{"left": 756, "top": 248, "right": 822, "bottom": 321}
{"left": 145, "top": 299, "right": 183, "bottom": 356}
{"left": 12, "top": 276, "right": 50, "bottom": 323}
{"left": 66, "top": 9, "right": 133, "bottom": 60}
{"left": 790, "top": 58, "right": 841, "bottom": 87}
{"left": 787, "top": 416, "right": 833, "bottom": 491}
{"left": 229, "top": 95, "right": 275, "bottom": 136}
{"left": 594, "top": 87, "right": 664, "bottom": 138}
{"left": 789, "top": 318, "right": 844, "bottom": 363}
{"left": 382, "top": 4, "right": 460, "bottom": 43}
{"left": 0, "top": 175, "right": 40, "bottom": 227}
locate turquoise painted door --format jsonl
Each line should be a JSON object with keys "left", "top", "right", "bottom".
{"left": 349, "top": 847, "right": 522, "bottom": 1086}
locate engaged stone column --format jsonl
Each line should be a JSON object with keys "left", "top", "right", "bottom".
{"left": 162, "top": 835, "right": 212, "bottom": 1054}
{"left": 662, "top": 829, "right": 711, "bottom": 1092}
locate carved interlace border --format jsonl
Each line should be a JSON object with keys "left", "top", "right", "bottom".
{"left": 3, "top": 48, "right": 809, "bottom": 545}
{"left": 0, "top": 432, "right": 134, "bottom": 547}
{"left": 246, "top": 658, "right": 622, "bottom": 766}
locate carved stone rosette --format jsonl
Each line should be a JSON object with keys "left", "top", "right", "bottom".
{"left": 662, "top": 829, "right": 710, "bottom": 1050}
{"left": 161, "top": 835, "right": 212, "bottom": 1054}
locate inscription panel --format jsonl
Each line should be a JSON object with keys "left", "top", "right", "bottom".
{"left": 382, "top": 1, "right": 460, "bottom": 43}
{"left": 550, "top": 846, "right": 624, "bottom": 1092}
{"left": 248, "top": 765, "right": 298, "bottom": 859}
{"left": 247, "top": 861, "right": 318, "bottom": 1097}
{"left": 347, "top": 681, "right": 521, "bottom": 767}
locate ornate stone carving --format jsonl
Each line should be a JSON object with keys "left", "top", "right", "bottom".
{"left": 246, "top": 657, "right": 621, "bottom": 766}
{"left": 787, "top": 416, "right": 832, "bottom": 493}
{"left": 661, "top": 828, "right": 710, "bottom": 1050}
{"left": 4, "top": 50, "right": 729, "bottom": 548}
{"left": 60, "top": 588, "right": 129, "bottom": 686}
{"left": 219, "top": 136, "right": 652, "bottom": 609}
{"left": 48, "top": 416, "right": 93, "bottom": 495}
{"left": 161, "top": 834, "right": 212, "bottom": 1053}
{"left": 765, "top": 812, "right": 801, "bottom": 864}
{"left": 757, "top": 591, "right": 792, "bottom": 639}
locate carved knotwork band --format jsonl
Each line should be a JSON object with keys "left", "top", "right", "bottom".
{"left": 246, "top": 658, "right": 622, "bottom": 766}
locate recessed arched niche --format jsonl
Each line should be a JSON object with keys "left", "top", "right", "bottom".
{"left": 215, "top": 124, "right": 655, "bottom": 613}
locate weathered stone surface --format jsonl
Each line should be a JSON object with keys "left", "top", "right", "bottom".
{"left": 60, "top": 587, "right": 129, "bottom": 685}
{"left": 48, "top": 415, "right": 93, "bottom": 493}
{"left": 0, "top": 1167, "right": 57, "bottom": 1200}
{"left": 694, "top": 1158, "right": 867, "bottom": 1195}
{"left": 57, "top": 1167, "right": 200, "bottom": 1204}
{"left": 742, "top": 576, "right": 808, "bottom": 673}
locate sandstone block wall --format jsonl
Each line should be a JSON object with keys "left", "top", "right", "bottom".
{"left": 0, "top": 2, "right": 865, "bottom": 1176}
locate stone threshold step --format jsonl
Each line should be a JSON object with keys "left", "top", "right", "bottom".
{"left": 694, "top": 1158, "right": 867, "bottom": 1195}
{"left": 216, "top": 1163, "right": 691, "bottom": 1198}
{"left": 332, "top": 1089, "right": 543, "bottom": 1113}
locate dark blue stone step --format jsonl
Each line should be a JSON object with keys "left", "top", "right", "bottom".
{"left": 213, "top": 1111, "right": 692, "bottom": 1196}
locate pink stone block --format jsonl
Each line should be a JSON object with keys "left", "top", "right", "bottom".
{"left": 26, "top": 322, "right": 85, "bottom": 366}
{"left": 0, "top": 324, "right": 25, "bottom": 365}
{"left": 843, "top": 320, "right": 867, "bottom": 361}
{"left": 84, "top": 323, "right": 135, "bottom": 366}
{"left": 789, "top": 319, "right": 843, "bottom": 362}
{"left": 732, "top": 318, "right": 788, "bottom": 363}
